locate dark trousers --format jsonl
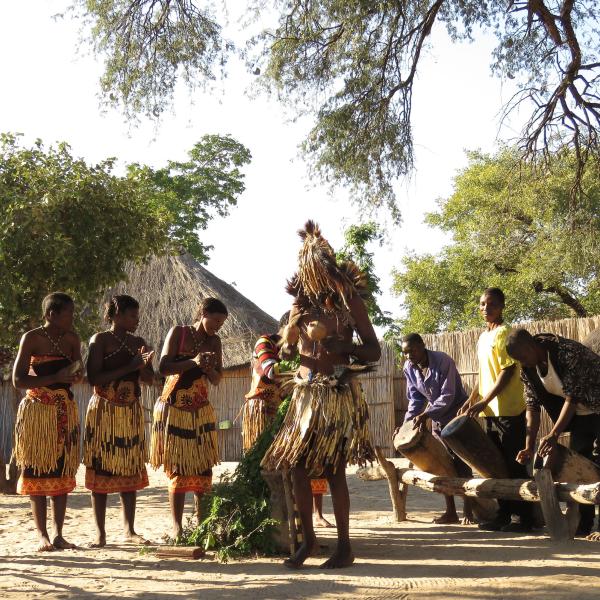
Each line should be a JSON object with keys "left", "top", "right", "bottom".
{"left": 570, "top": 413, "right": 600, "bottom": 533}
{"left": 485, "top": 412, "right": 534, "bottom": 524}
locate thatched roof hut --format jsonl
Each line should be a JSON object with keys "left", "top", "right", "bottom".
{"left": 105, "top": 253, "right": 277, "bottom": 369}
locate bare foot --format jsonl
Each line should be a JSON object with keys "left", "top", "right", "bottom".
{"left": 433, "top": 512, "right": 459, "bottom": 524}
{"left": 171, "top": 525, "right": 183, "bottom": 543}
{"left": 461, "top": 515, "right": 477, "bottom": 525}
{"left": 124, "top": 532, "right": 151, "bottom": 545}
{"left": 283, "top": 538, "right": 317, "bottom": 569}
{"left": 314, "top": 515, "right": 335, "bottom": 528}
{"left": 52, "top": 536, "right": 76, "bottom": 550}
{"left": 37, "top": 535, "right": 55, "bottom": 552}
{"left": 88, "top": 532, "right": 106, "bottom": 548}
{"left": 320, "top": 544, "right": 354, "bottom": 569}
{"left": 586, "top": 532, "right": 600, "bottom": 542}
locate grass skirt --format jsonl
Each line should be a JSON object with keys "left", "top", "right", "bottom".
{"left": 150, "top": 399, "right": 219, "bottom": 477}
{"left": 261, "top": 374, "right": 374, "bottom": 476}
{"left": 14, "top": 391, "right": 79, "bottom": 496}
{"left": 83, "top": 394, "right": 148, "bottom": 493}
{"left": 241, "top": 396, "right": 280, "bottom": 452}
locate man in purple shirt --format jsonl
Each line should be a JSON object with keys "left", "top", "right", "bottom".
{"left": 401, "top": 333, "right": 473, "bottom": 523}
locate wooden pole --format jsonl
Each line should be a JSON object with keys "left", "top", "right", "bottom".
{"left": 357, "top": 466, "right": 600, "bottom": 506}
{"left": 374, "top": 446, "right": 407, "bottom": 521}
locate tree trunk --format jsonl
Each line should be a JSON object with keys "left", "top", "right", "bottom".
{"left": 533, "top": 282, "right": 587, "bottom": 317}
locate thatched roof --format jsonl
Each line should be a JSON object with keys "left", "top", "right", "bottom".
{"left": 105, "top": 254, "right": 277, "bottom": 369}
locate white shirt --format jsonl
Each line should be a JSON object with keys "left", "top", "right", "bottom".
{"left": 537, "top": 353, "right": 593, "bottom": 416}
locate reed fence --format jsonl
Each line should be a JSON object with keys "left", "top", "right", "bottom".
{"left": 3, "top": 316, "right": 597, "bottom": 466}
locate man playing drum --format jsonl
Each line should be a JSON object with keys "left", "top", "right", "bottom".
{"left": 506, "top": 328, "right": 600, "bottom": 539}
{"left": 459, "top": 287, "right": 534, "bottom": 533}
{"left": 401, "top": 333, "right": 474, "bottom": 524}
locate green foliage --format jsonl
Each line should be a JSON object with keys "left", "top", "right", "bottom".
{"left": 393, "top": 148, "right": 600, "bottom": 334}
{"left": 0, "top": 133, "right": 169, "bottom": 349}
{"left": 74, "top": 1, "right": 600, "bottom": 218}
{"left": 336, "top": 222, "right": 393, "bottom": 329}
{"left": 75, "top": 0, "right": 224, "bottom": 119}
{"left": 178, "top": 396, "right": 291, "bottom": 562}
{"left": 0, "top": 132, "right": 250, "bottom": 353}
{"left": 127, "top": 134, "right": 251, "bottom": 262}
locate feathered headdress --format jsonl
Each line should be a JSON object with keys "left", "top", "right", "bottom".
{"left": 286, "top": 220, "right": 369, "bottom": 313}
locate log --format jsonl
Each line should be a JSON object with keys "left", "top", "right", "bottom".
{"left": 261, "top": 469, "right": 291, "bottom": 553}
{"left": 535, "top": 468, "right": 572, "bottom": 541}
{"left": 282, "top": 470, "right": 301, "bottom": 555}
{"left": 357, "top": 466, "right": 600, "bottom": 505}
{"left": 374, "top": 446, "right": 407, "bottom": 522}
{"left": 155, "top": 546, "right": 205, "bottom": 559}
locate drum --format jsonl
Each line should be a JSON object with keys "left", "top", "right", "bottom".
{"left": 394, "top": 420, "right": 457, "bottom": 477}
{"left": 541, "top": 443, "right": 600, "bottom": 484}
{"left": 441, "top": 415, "right": 509, "bottom": 478}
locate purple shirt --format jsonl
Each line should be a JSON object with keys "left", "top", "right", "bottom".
{"left": 403, "top": 350, "right": 467, "bottom": 433}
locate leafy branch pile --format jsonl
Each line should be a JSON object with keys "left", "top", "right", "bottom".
{"left": 177, "top": 360, "right": 297, "bottom": 561}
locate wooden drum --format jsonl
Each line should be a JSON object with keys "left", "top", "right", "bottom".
{"left": 393, "top": 420, "right": 457, "bottom": 477}
{"left": 441, "top": 415, "right": 509, "bottom": 479}
{"left": 542, "top": 443, "right": 600, "bottom": 484}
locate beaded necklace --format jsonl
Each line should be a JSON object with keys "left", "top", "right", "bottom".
{"left": 39, "top": 326, "right": 70, "bottom": 361}
{"left": 104, "top": 330, "right": 137, "bottom": 360}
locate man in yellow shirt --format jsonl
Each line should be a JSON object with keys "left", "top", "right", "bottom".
{"left": 460, "top": 287, "right": 533, "bottom": 532}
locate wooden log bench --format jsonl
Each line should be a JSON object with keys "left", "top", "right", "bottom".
{"left": 359, "top": 448, "right": 600, "bottom": 541}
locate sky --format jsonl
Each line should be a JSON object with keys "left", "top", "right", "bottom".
{"left": 0, "top": 2, "right": 522, "bottom": 331}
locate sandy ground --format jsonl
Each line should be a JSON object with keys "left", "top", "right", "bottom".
{"left": 1, "top": 463, "right": 599, "bottom": 600}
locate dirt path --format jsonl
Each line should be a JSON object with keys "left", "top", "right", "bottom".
{"left": 1, "top": 464, "right": 599, "bottom": 599}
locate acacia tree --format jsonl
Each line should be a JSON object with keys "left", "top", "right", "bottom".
{"left": 73, "top": 1, "right": 600, "bottom": 217}
{"left": 393, "top": 148, "right": 600, "bottom": 334}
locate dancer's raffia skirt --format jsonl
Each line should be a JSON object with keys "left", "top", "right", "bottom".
{"left": 241, "top": 396, "right": 280, "bottom": 452}
{"left": 150, "top": 399, "right": 219, "bottom": 493}
{"left": 14, "top": 393, "right": 79, "bottom": 496}
{"left": 83, "top": 394, "right": 148, "bottom": 493}
{"left": 261, "top": 376, "right": 374, "bottom": 476}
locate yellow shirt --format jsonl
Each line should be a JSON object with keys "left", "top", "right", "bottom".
{"left": 477, "top": 324, "right": 525, "bottom": 417}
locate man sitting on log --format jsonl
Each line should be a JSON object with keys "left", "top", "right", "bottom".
{"left": 506, "top": 328, "right": 600, "bottom": 539}
{"left": 400, "top": 333, "right": 474, "bottom": 524}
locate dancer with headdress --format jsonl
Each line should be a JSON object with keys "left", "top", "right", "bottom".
{"left": 262, "top": 221, "right": 381, "bottom": 569}
{"left": 84, "top": 294, "right": 154, "bottom": 547}
{"left": 243, "top": 313, "right": 333, "bottom": 528}
{"left": 12, "top": 292, "right": 83, "bottom": 551}
{"left": 150, "top": 297, "right": 227, "bottom": 540}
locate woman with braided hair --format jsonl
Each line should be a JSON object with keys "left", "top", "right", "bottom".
{"left": 262, "top": 221, "right": 381, "bottom": 569}
{"left": 150, "top": 297, "right": 227, "bottom": 540}
{"left": 84, "top": 294, "right": 154, "bottom": 547}
{"left": 12, "top": 292, "right": 83, "bottom": 552}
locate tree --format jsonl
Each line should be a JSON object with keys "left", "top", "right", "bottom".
{"left": 74, "top": 1, "right": 600, "bottom": 217}
{"left": 392, "top": 148, "right": 600, "bottom": 334}
{"left": 127, "top": 134, "right": 251, "bottom": 262}
{"left": 336, "top": 222, "right": 395, "bottom": 329}
{"left": 0, "top": 132, "right": 250, "bottom": 352}
{"left": 0, "top": 133, "right": 170, "bottom": 349}
{"left": 74, "top": 0, "right": 224, "bottom": 120}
